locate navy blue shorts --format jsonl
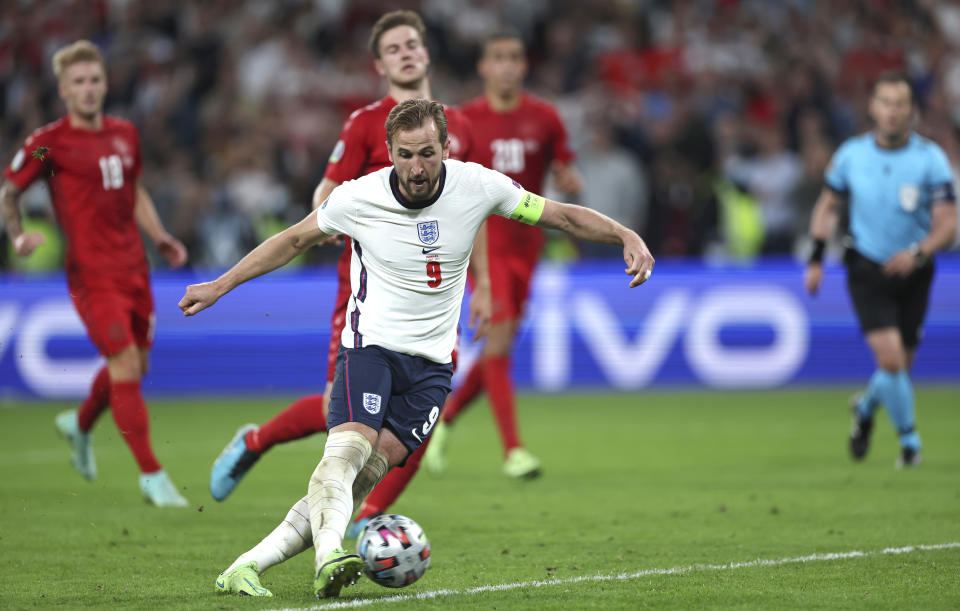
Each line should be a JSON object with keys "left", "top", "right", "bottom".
{"left": 328, "top": 345, "right": 453, "bottom": 455}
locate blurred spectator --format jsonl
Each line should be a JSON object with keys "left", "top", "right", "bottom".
{"left": 577, "top": 114, "right": 648, "bottom": 259}
{"left": 3, "top": 0, "right": 960, "bottom": 271}
{"left": 724, "top": 121, "right": 804, "bottom": 255}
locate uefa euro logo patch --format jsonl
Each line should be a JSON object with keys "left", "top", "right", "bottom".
{"left": 363, "top": 393, "right": 382, "bottom": 415}
{"left": 417, "top": 220, "right": 439, "bottom": 245}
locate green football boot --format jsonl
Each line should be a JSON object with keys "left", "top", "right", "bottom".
{"left": 314, "top": 548, "right": 363, "bottom": 599}
{"left": 423, "top": 420, "right": 449, "bottom": 475}
{"left": 503, "top": 447, "right": 542, "bottom": 479}
{"left": 215, "top": 561, "right": 273, "bottom": 597}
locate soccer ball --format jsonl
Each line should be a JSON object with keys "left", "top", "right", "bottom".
{"left": 356, "top": 514, "right": 431, "bottom": 588}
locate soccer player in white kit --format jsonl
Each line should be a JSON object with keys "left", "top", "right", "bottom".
{"left": 179, "top": 99, "right": 654, "bottom": 599}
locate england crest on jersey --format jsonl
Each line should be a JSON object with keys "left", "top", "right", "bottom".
{"left": 417, "top": 220, "right": 439, "bottom": 245}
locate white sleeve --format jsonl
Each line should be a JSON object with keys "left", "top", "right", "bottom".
{"left": 315, "top": 184, "right": 355, "bottom": 237}
{"left": 477, "top": 166, "right": 527, "bottom": 219}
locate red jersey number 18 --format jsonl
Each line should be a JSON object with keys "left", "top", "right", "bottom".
{"left": 99, "top": 155, "right": 124, "bottom": 190}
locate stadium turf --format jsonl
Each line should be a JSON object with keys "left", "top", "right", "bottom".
{"left": 3, "top": 388, "right": 959, "bottom": 609}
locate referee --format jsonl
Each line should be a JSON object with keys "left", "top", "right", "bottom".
{"left": 804, "top": 72, "right": 957, "bottom": 468}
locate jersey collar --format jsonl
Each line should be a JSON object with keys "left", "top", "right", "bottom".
{"left": 389, "top": 164, "right": 447, "bottom": 210}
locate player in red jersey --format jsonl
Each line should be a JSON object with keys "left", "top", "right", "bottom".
{"left": 423, "top": 29, "right": 582, "bottom": 478}
{"left": 1, "top": 41, "right": 190, "bottom": 507}
{"left": 209, "top": 10, "right": 484, "bottom": 504}
{"left": 340, "top": 28, "right": 583, "bottom": 537}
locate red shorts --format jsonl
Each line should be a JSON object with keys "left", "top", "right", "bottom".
{"left": 487, "top": 253, "right": 539, "bottom": 324}
{"left": 69, "top": 273, "right": 155, "bottom": 357}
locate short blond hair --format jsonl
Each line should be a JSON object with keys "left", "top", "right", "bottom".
{"left": 52, "top": 40, "right": 105, "bottom": 79}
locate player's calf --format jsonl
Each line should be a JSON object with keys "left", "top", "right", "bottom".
{"left": 848, "top": 393, "right": 874, "bottom": 461}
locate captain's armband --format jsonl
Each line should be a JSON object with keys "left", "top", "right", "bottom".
{"left": 510, "top": 191, "right": 546, "bottom": 225}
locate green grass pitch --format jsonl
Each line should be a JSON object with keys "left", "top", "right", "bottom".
{"left": 3, "top": 388, "right": 959, "bottom": 609}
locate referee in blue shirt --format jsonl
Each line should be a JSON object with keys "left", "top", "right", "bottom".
{"left": 805, "top": 72, "right": 957, "bottom": 468}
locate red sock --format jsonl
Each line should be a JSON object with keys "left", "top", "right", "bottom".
{"left": 357, "top": 439, "right": 429, "bottom": 519}
{"left": 442, "top": 360, "right": 484, "bottom": 424}
{"left": 483, "top": 355, "right": 521, "bottom": 454}
{"left": 245, "top": 394, "right": 327, "bottom": 454}
{"left": 110, "top": 380, "right": 161, "bottom": 473}
{"left": 77, "top": 366, "right": 111, "bottom": 432}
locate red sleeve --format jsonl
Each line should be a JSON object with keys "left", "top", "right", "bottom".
{"left": 447, "top": 108, "right": 474, "bottom": 163}
{"left": 546, "top": 105, "right": 575, "bottom": 165}
{"left": 323, "top": 111, "right": 371, "bottom": 183}
{"left": 3, "top": 131, "right": 51, "bottom": 190}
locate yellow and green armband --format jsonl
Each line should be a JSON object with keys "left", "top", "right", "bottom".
{"left": 510, "top": 191, "right": 546, "bottom": 225}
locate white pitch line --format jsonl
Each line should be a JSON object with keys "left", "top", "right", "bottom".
{"left": 268, "top": 542, "right": 960, "bottom": 611}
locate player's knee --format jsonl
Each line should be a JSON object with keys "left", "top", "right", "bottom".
{"left": 482, "top": 320, "right": 517, "bottom": 356}
{"left": 106, "top": 344, "right": 142, "bottom": 381}
{"left": 138, "top": 349, "right": 150, "bottom": 377}
{"left": 312, "top": 431, "right": 373, "bottom": 485}
{"left": 876, "top": 351, "right": 905, "bottom": 372}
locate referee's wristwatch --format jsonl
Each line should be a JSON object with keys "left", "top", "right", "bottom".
{"left": 908, "top": 243, "right": 930, "bottom": 268}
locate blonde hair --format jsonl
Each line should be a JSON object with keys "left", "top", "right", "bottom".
{"left": 52, "top": 40, "right": 105, "bottom": 79}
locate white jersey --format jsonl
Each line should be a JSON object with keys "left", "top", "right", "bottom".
{"left": 316, "top": 159, "right": 538, "bottom": 363}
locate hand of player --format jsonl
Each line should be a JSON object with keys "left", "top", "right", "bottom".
{"left": 551, "top": 161, "right": 583, "bottom": 195}
{"left": 179, "top": 281, "right": 221, "bottom": 316}
{"left": 468, "top": 282, "right": 492, "bottom": 342}
{"left": 156, "top": 233, "right": 188, "bottom": 268}
{"left": 623, "top": 234, "right": 654, "bottom": 288}
{"left": 12, "top": 232, "right": 46, "bottom": 256}
{"left": 804, "top": 263, "right": 823, "bottom": 295}
{"left": 883, "top": 249, "right": 916, "bottom": 277}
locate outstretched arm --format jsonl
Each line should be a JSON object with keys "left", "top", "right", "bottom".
{"left": 537, "top": 198, "right": 654, "bottom": 287}
{"left": 179, "top": 209, "right": 331, "bottom": 315}
{"left": 135, "top": 181, "right": 187, "bottom": 268}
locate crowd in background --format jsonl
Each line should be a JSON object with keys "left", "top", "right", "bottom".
{"left": 3, "top": 0, "right": 960, "bottom": 270}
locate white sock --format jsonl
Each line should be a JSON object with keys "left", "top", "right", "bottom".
{"left": 308, "top": 431, "right": 372, "bottom": 572}
{"left": 352, "top": 450, "right": 389, "bottom": 515}
{"left": 224, "top": 496, "right": 312, "bottom": 575}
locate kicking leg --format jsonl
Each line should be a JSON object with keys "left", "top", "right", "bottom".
{"left": 216, "top": 496, "right": 313, "bottom": 596}
{"left": 349, "top": 439, "right": 427, "bottom": 536}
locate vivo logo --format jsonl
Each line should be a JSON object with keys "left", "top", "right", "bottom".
{"left": 0, "top": 300, "right": 103, "bottom": 397}
{"left": 460, "top": 268, "right": 810, "bottom": 391}
{"left": 529, "top": 268, "right": 809, "bottom": 389}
